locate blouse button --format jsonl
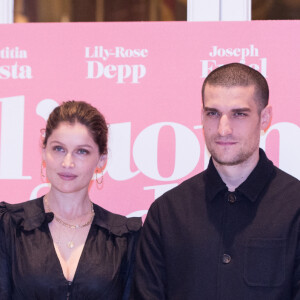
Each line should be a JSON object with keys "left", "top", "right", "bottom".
{"left": 222, "top": 254, "right": 232, "bottom": 264}
{"left": 228, "top": 193, "right": 236, "bottom": 203}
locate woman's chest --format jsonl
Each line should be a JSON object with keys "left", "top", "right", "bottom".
{"left": 11, "top": 226, "right": 129, "bottom": 298}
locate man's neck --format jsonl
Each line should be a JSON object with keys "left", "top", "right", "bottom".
{"left": 212, "top": 152, "right": 260, "bottom": 192}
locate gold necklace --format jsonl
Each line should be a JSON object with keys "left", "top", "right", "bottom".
{"left": 44, "top": 195, "right": 94, "bottom": 248}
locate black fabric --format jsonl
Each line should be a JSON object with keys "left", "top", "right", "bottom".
{"left": 0, "top": 197, "right": 141, "bottom": 300}
{"left": 132, "top": 149, "right": 300, "bottom": 300}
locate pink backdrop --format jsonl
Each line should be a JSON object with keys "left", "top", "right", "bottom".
{"left": 0, "top": 21, "right": 299, "bottom": 217}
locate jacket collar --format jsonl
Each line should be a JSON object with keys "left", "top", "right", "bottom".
{"left": 204, "top": 148, "right": 275, "bottom": 203}
{"left": 236, "top": 149, "right": 275, "bottom": 202}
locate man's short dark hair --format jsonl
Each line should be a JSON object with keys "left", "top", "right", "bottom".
{"left": 202, "top": 63, "right": 269, "bottom": 111}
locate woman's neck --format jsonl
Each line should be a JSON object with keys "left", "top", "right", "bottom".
{"left": 45, "top": 190, "right": 92, "bottom": 219}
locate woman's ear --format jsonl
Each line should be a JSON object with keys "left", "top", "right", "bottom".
{"left": 97, "top": 154, "right": 107, "bottom": 171}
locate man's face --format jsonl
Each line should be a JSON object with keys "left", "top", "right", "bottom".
{"left": 202, "top": 84, "right": 271, "bottom": 167}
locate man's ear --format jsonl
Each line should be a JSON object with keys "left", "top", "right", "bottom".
{"left": 260, "top": 105, "right": 272, "bottom": 131}
{"left": 97, "top": 154, "right": 107, "bottom": 171}
{"left": 201, "top": 107, "right": 205, "bottom": 123}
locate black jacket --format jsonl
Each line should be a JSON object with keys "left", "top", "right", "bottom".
{"left": 132, "top": 149, "right": 300, "bottom": 300}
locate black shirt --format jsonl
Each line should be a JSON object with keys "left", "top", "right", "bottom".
{"left": 132, "top": 149, "right": 300, "bottom": 300}
{"left": 0, "top": 197, "right": 141, "bottom": 300}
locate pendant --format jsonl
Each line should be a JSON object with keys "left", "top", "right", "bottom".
{"left": 67, "top": 241, "right": 74, "bottom": 249}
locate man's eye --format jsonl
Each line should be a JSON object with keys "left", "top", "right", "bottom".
{"left": 234, "top": 112, "right": 247, "bottom": 117}
{"left": 206, "top": 111, "right": 219, "bottom": 117}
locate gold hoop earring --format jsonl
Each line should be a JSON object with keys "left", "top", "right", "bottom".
{"left": 96, "top": 169, "right": 103, "bottom": 186}
{"left": 41, "top": 161, "right": 46, "bottom": 178}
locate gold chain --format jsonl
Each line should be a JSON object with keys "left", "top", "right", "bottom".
{"left": 44, "top": 195, "right": 94, "bottom": 229}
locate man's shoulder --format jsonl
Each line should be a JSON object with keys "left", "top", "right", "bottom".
{"left": 273, "top": 166, "right": 300, "bottom": 191}
{"left": 153, "top": 171, "right": 206, "bottom": 208}
{"left": 259, "top": 165, "right": 300, "bottom": 211}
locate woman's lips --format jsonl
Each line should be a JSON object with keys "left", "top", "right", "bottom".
{"left": 57, "top": 172, "right": 78, "bottom": 181}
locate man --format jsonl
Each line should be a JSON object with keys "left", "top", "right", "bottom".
{"left": 131, "top": 63, "right": 300, "bottom": 299}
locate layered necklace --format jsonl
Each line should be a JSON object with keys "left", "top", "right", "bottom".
{"left": 44, "top": 195, "right": 95, "bottom": 249}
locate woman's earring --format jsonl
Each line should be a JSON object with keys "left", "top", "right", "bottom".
{"left": 41, "top": 161, "right": 46, "bottom": 179}
{"left": 96, "top": 168, "right": 103, "bottom": 187}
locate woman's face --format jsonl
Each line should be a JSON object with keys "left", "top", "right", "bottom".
{"left": 42, "top": 121, "right": 104, "bottom": 195}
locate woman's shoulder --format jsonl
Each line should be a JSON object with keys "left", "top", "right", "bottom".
{"left": 92, "top": 203, "right": 142, "bottom": 237}
{"left": 0, "top": 200, "right": 27, "bottom": 223}
{"left": 0, "top": 197, "right": 46, "bottom": 230}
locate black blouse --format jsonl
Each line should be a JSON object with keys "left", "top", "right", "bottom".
{"left": 0, "top": 197, "right": 142, "bottom": 300}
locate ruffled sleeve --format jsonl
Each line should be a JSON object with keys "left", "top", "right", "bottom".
{"left": 0, "top": 202, "right": 8, "bottom": 220}
{"left": 0, "top": 202, "right": 12, "bottom": 299}
{"left": 92, "top": 203, "right": 142, "bottom": 236}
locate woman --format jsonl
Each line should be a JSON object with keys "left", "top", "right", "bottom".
{"left": 0, "top": 100, "right": 141, "bottom": 299}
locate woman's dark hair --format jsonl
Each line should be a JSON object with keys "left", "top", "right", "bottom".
{"left": 43, "top": 100, "right": 108, "bottom": 155}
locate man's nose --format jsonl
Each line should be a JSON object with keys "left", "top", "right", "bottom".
{"left": 218, "top": 115, "right": 232, "bottom": 136}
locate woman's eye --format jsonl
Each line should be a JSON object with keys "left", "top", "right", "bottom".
{"left": 53, "top": 146, "right": 64, "bottom": 152}
{"left": 77, "top": 149, "right": 89, "bottom": 155}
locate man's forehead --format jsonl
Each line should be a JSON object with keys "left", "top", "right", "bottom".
{"left": 202, "top": 84, "right": 258, "bottom": 109}
{"left": 203, "top": 84, "right": 256, "bottom": 100}
{"left": 204, "top": 83, "right": 256, "bottom": 93}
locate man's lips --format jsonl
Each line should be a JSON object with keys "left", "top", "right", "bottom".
{"left": 57, "top": 172, "right": 78, "bottom": 181}
{"left": 215, "top": 141, "right": 237, "bottom": 146}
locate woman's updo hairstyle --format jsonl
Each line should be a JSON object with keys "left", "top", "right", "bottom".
{"left": 43, "top": 100, "right": 108, "bottom": 155}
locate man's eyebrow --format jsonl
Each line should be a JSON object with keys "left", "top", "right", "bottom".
{"left": 203, "top": 107, "right": 218, "bottom": 111}
{"left": 203, "top": 107, "right": 252, "bottom": 112}
{"left": 231, "top": 108, "right": 251, "bottom": 112}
